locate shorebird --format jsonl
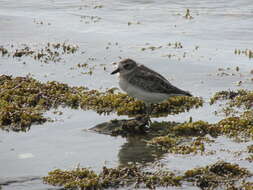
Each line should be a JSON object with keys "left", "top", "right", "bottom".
{"left": 111, "top": 58, "right": 192, "bottom": 117}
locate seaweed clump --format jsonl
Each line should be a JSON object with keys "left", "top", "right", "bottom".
{"left": 147, "top": 121, "right": 215, "bottom": 154}
{"left": 148, "top": 111, "right": 253, "bottom": 154}
{"left": 44, "top": 161, "right": 251, "bottom": 190}
{"left": 169, "top": 137, "right": 206, "bottom": 154}
{"left": 148, "top": 136, "right": 177, "bottom": 149}
{"left": 210, "top": 89, "right": 253, "bottom": 115}
{"left": 0, "top": 46, "right": 9, "bottom": 56}
{"left": 43, "top": 165, "right": 182, "bottom": 190}
{"left": 90, "top": 118, "right": 182, "bottom": 139}
{"left": 148, "top": 135, "right": 207, "bottom": 155}
{"left": 247, "top": 145, "right": 253, "bottom": 153}
{"left": 43, "top": 167, "right": 100, "bottom": 190}
{"left": 237, "top": 182, "right": 253, "bottom": 190}
{"left": 0, "top": 75, "right": 203, "bottom": 132}
{"left": 171, "top": 120, "right": 214, "bottom": 136}
{"left": 246, "top": 155, "right": 253, "bottom": 162}
{"left": 0, "top": 42, "right": 79, "bottom": 63}
{"left": 246, "top": 145, "right": 253, "bottom": 162}
{"left": 184, "top": 161, "right": 252, "bottom": 189}
{"left": 234, "top": 49, "right": 253, "bottom": 59}
{"left": 0, "top": 75, "right": 85, "bottom": 131}
{"left": 184, "top": 9, "right": 194, "bottom": 19}
{"left": 216, "top": 110, "right": 253, "bottom": 139}
{"left": 80, "top": 89, "right": 203, "bottom": 117}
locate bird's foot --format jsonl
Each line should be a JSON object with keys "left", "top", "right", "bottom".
{"left": 144, "top": 114, "right": 152, "bottom": 127}
{"left": 134, "top": 114, "right": 152, "bottom": 127}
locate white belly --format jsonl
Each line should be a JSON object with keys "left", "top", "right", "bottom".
{"left": 119, "top": 77, "right": 170, "bottom": 103}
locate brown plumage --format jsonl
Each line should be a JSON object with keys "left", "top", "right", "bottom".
{"left": 127, "top": 64, "right": 192, "bottom": 96}
{"left": 111, "top": 58, "right": 192, "bottom": 99}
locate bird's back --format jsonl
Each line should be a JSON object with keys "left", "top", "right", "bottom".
{"left": 127, "top": 64, "right": 192, "bottom": 97}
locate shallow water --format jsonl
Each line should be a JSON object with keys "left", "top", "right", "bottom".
{"left": 0, "top": 0, "right": 253, "bottom": 189}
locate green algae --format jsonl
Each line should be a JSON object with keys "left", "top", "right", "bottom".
{"left": 227, "top": 183, "right": 252, "bottom": 190}
{"left": 43, "top": 165, "right": 182, "bottom": 190}
{"left": 0, "top": 46, "right": 9, "bottom": 56}
{"left": 80, "top": 15, "right": 102, "bottom": 24}
{"left": 79, "top": 88, "right": 202, "bottom": 117}
{"left": 94, "top": 119, "right": 208, "bottom": 155}
{"left": 148, "top": 136, "right": 177, "bottom": 148}
{"left": 171, "top": 120, "right": 213, "bottom": 136}
{"left": 127, "top": 21, "right": 141, "bottom": 26}
{"left": 0, "top": 75, "right": 85, "bottom": 131}
{"left": 210, "top": 89, "right": 253, "bottom": 115}
{"left": 210, "top": 89, "right": 252, "bottom": 108}
{"left": 184, "top": 161, "right": 252, "bottom": 189}
{"left": 246, "top": 145, "right": 253, "bottom": 163}
{"left": 44, "top": 161, "right": 251, "bottom": 190}
{"left": 246, "top": 155, "right": 253, "bottom": 162}
{"left": 148, "top": 135, "right": 207, "bottom": 155}
{"left": 151, "top": 96, "right": 203, "bottom": 116}
{"left": 0, "top": 42, "right": 79, "bottom": 64}
{"left": 184, "top": 9, "right": 194, "bottom": 19}
{"left": 247, "top": 145, "right": 253, "bottom": 153}
{"left": 216, "top": 111, "right": 253, "bottom": 139}
{"left": 99, "top": 165, "right": 180, "bottom": 188}
{"left": 184, "top": 111, "right": 253, "bottom": 140}
{"left": 140, "top": 42, "right": 183, "bottom": 51}
{"left": 0, "top": 75, "right": 202, "bottom": 132}
{"left": 1, "top": 74, "right": 251, "bottom": 142}
{"left": 234, "top": 48, "right": 253, "bottom": 59}
{"left": 0, "top": 104, "right": 46, "bottom": 132}
{"left": 148, "top": 120, "right": 214, "bottom": 154}
{"left": 237, "top": 182, "right": 253, "bottom": 190}
{"left": 148, "top": 111, "right": 253, "bottom": 154}
{"left": 43, "top": 167, "right": 100, "bottom": 190}
{"left": 147, "top": 121, "right": 212, "bottom": 155}
{"left": 169, "top": 137, "right": 205, "bottom": 154}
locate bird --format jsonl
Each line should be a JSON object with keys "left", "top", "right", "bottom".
{"left": 111, "top": 58, "right": 192, "bottom": 117}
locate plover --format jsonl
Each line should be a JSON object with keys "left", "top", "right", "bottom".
{"left": 111, "top": 58, "right": 192, "bottom": 115}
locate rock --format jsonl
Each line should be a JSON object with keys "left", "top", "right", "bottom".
{"left": 89, "top": 115, "right": 149, "bottom": 136}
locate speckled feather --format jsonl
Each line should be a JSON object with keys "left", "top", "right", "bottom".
{"left": 127, "top": 64, "right": 191, "bottom": 96}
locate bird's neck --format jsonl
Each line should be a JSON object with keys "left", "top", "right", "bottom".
{"left": 121, "top": 67, "right": 138, "bottom": 80}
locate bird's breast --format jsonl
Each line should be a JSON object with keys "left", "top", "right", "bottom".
{"left": 118, "top": 76, "right": 169, "bottom": 103}
{"left": 119, "top": 76, "right": 129, "bottom": 92}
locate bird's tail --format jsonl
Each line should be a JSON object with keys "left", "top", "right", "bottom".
{"left": 184, "top": 91, "right": 192, "bottom": 97}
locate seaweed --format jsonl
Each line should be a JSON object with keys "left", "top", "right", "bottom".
{"left": 44, "top": 161, "right": 251, "bottom": 190}
{"left": 0, "top": 75, "right": 202, "bottom": 132}
{"left": 171, "top": 120, "right": 212, "bottom": 136}
{"left": 148, "top": 111, "right": 253, "bottom": 153}
{"left": 43, "top": 165, "right": 182, "bottom": 190}
{"left": 184, "top": 161, "right": 252, "bottom": 189}
{"left": 43, "top": 167, "right": 100, "bottom": 190}
{"left": 216, "top": 111, "right": 253, "bottom": 139}
{"left": 234, "top": 49, "right": 253, "bottom": 59}
{"left": 210, "top": 89, "right": 253, "bottom": 115}
{"left": 184, "top": 9, "right": 194, "bottom": 19}
{"left": 0, "top": 43, "right": 79, "bottom": 64}
{"left": 247, "top": 145, "right": 253, "bottom": 153}
{"left": 148, "top": 135, "right": 207, "bottom": 155}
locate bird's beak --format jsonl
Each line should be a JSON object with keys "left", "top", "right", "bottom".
{"left": 111, "top": 68, "right": 120, "bottom": 75}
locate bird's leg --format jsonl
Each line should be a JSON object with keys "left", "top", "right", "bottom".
{"left": 145, "top": 103, "right": 152, "bottom": 126}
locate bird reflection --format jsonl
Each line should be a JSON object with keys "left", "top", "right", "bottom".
{"left": 118, "top": 136, "right": 166, "bottom": 166}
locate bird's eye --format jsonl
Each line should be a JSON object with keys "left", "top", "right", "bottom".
{"left": 123, "top": 64, "right": 130, "bottom": 69}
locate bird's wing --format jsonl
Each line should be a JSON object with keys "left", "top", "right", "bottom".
{"left": 128, "top": 65, "right": 191, "bottom": 96}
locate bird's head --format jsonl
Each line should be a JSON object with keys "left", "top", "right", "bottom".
{"left": 111, "top": 58, "right": 137, "bottom": 75}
